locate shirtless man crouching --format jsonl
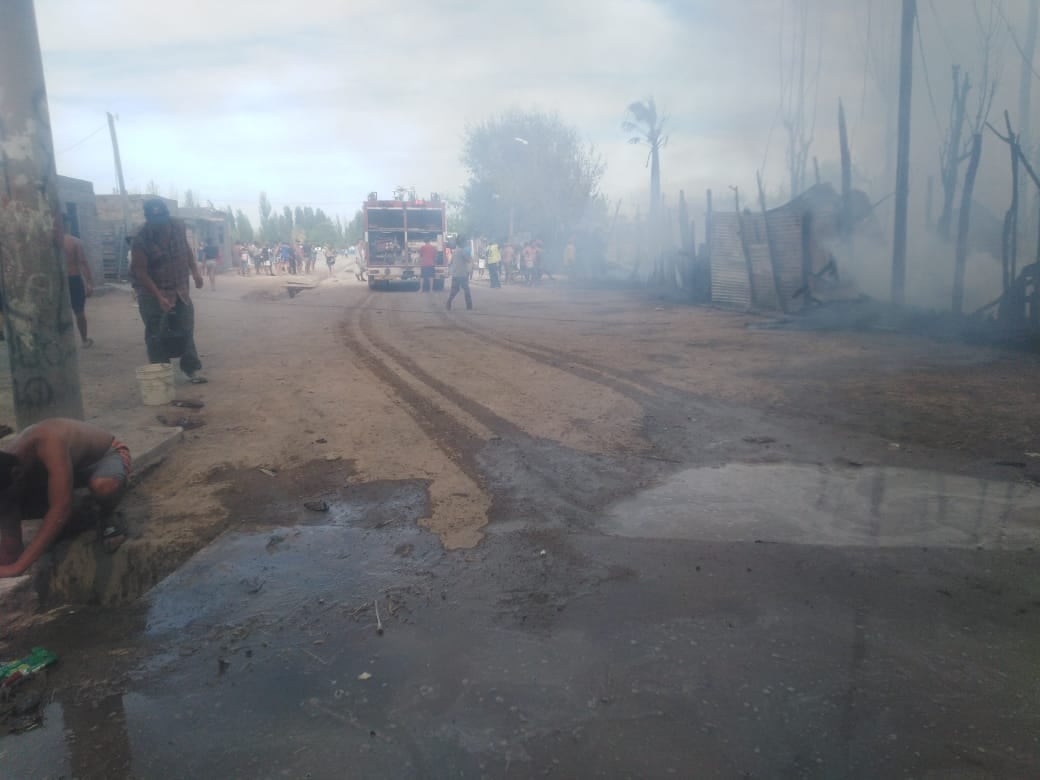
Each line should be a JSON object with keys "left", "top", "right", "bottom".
{"left": 0, "top": 419, "right": 131, "bottom": 578}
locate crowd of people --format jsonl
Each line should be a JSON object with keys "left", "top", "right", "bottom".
{"left": 437, "top": 234, "right": 578, "bottom": 309}
{"left": 231, "top": 241, "right": 348, "bottom": 278}
{"left": 449, "top": 236, "right": 576, "bottom": 289}
{"left": 222, "top": 235, "right": 576, "bottom": 292}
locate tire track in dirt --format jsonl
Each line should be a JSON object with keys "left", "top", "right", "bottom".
{"left": 339, "top": 293, "right": 493, "bottom": 548}
{"left": 363, "top": 305, "right": 526, "bottom": 440}
{"left": 348, "top": 294, "right": 669, "bottom": 537}
{"left": 427, "top": 306, "right": 665, "bottom": 409}
{"left": 423, "top": 303, "right": 788, "bottom": 466}
{"left": 420, "top": 305, "right": 713, "bottom": 462}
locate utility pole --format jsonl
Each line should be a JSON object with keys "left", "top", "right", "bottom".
{"left": 0, "top": 0, "right": 84, "bottom": 427}
{"left": 891, "top": 0, "right": 916, "bottom": 305}
{"left": 1020, "top": 0, "right": 1038, "bottom": 155}
{"left": 107, "top": 111, "right": 132, "bottom": 276}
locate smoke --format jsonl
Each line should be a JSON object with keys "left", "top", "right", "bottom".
{"left": 833, "top": 228, "right": 1004, "bottom": 313}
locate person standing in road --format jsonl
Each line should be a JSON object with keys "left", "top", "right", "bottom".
{"left": 522, "top": 242, "right": 537, "bottom": 285}
{"left": 563, "top": 237, "right": 576, "bottom": 276}
{"left": 446, "top": 235, "right": 473, "bottom": 310}
{"left": 258, "top": 244, "right": 272, "bottom": 275}
{"left": 354, "top": 243, "right": 368, "bottom": 281}
{"left": 130, "top": 198, "right": 207, "bottom": 383}
{"left": 501, "top": 242, "right": 515, "bottom": 284}
{"left": 418, "top": 239, "right": 438, "bottom": 292}
{"left": 486, "top": 240, "right": 502, "bottom": 288}
{"left": 63, "top": 215, "right": 95, "bottom": 348}
{"left": 203, "top": 241, "right": 220, "bottom": 291}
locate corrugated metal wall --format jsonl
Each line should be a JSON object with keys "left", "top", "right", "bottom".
{"left": 710, "top": 209, "right": 808, "bottom": 312}
{"left": 709, "top": 212, "right": 753, "bottom": 310}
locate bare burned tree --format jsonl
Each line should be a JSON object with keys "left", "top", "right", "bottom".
{"left": 981, "top": 114, "right": 1040, "bottom": 324}
{"left": 936, "top": 3, "right": 1005, "bottom": 244}
{"left": 778, "top": 0, "right": 824, "bottom": 199}
{"left": 951, "top": 1, "right": 1005, "bottom": 313}
{"left": 953, "top": 132, "right": 983, "bottom": 315}
{"left": 937, "top": 66, "right": 971, "bottom": 241}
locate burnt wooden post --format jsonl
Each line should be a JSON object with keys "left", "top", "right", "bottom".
{"left": 838, "top": 99, "right": 853, "bottom": 237}
{"left": 1004, "top": 111, "right": 1020, "bottom": 292}
{"left": 757, "top": 171, "right": 787, "bottom": 313}
{"left": 925, "top": 175, "right": 934, "bottom": 229}
{"left": 705, "top": 188, "right": 714, "bottom": 264}
{"left": 891, "top": 0, "right": 916, "bottom": 305}
{"left": 801, "top": 213, "right": 814, "bottom": 303}
{"left": 731, "top": 186, "right": 757, "bottom": 310}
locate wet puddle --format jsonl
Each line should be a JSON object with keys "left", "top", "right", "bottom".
{"left": 2, "top": 491, "right": 448, "bottom": 778}
{"left": 603, "top": 463, "right": 1040, "bottom": 549}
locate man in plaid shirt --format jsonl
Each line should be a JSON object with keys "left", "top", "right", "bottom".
{"left": 130, "top": 199, "right": 207, "bottom": 383}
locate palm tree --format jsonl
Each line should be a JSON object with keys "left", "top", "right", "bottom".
{"left": 622, "top": 97, "right": 668, "bottom": 222}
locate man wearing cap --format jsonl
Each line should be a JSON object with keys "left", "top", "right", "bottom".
{"left": 130, "top": 199, "right": 207, "bottom": 383}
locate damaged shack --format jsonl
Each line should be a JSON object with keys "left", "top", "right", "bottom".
{"left": 709, "top": 183, "right": 880, "bottom": 312}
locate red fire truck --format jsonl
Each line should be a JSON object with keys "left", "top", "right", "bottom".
{"left": 363, "top": 195, "right": 447, "bottom": 290}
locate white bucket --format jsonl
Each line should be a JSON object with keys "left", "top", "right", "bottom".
{"left": 135, "top": 363, "right": 175, "bottom": 406}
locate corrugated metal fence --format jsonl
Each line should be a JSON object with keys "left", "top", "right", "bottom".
{"left": 710, "top": 210, "right": 808, "bottom": 312}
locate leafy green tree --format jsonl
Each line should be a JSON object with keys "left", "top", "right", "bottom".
{"left": 281, "top": 206, "right": 294, "bottom": 242}
{"left": 259, "top": 192, "right": 276, "bottom": 243}
{"left": 461, "top": 109, "right": 604, "bottom": 243}
{"left": 343, "top": 210, "right": 364, "bottom": 244}
{"left": 446, "top": 198, "right": 467, "bottom": 235}
{"left": 235, "top": 210, "right": 255, "bottom": 242}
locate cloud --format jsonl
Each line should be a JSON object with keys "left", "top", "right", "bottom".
{"left": 34, "top": 0, "right": 1037, "bottom": 224}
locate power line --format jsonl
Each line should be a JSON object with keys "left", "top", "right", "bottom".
{"left": 993, "top": 0, "right": 1040, "bottom": 83}
{"left": 57, "top": 124, "right": 106, "bottom": 154}
{"left": 916, "top": 9, "right": 945, "bottom": 137}
{"left": 926, "top": 0, "right": 957, "bottom": 58}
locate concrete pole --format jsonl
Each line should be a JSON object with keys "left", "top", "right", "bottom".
{"left": 106, "top": 111, "right": 132, "bottom": 274}
{"left": 0, "top": 0, "right": 84, "bottom": 427}
{"left": 890, "top": 0, "right": 916, "bottom": 306}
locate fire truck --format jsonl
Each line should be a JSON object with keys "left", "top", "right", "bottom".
{"left": 363, "top": 195, "right": 447, "bottom": 290}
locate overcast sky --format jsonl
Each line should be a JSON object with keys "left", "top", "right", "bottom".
{"left": 36, "top": 0, "right": 1039, "bottom": 224}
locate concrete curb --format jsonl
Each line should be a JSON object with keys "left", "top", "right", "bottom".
{"left": 92, "top": 282, "right": 134, "bottom": 298}
{"left": 126, "top": 425, "right": 184, "bottom": 478}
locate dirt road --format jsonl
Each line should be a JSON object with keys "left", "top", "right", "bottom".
{"left": 3, "top": 271, "right": 1040, "bottom": 778}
